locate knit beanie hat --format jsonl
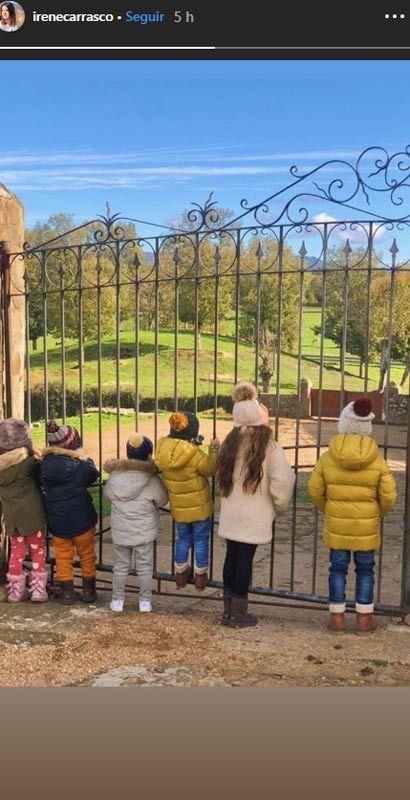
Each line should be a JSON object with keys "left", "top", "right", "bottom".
{"left": 47, "top": 420, "right": 82, "bottom": 450}
{"left": 232, "top": 382, "right": 264, "bottom": 427}
{"left": 169, "top": 411, "right": 200, "bottom": 442}
{"left": 126, "top": 433, "right": 153, "bottom": 461}
{"left": 337, "top": 398, "right": 375, "bottom": 436}
{"left": 0, "top": 418, "right": 32, "bottom": 451}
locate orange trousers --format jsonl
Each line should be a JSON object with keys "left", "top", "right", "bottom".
{"left": 53, "top": 528, "right": 96, "bottom": 582}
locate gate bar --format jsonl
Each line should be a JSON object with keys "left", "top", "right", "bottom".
{"left": 0, "top": 240, "right": 12, "bottom": 417}
{"left": 401, "top": 397, "right": 410, "bottom": 613}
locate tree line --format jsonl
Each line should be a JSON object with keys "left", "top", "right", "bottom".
{"left": 24, "top": 211, "right": 409, "bottom": 386}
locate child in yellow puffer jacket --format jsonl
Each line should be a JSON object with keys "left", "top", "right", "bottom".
{"left": 154, "top": 411, "right": 220, "bottom": 591}
{"left": 308, "top": 398, "right": 397, "bottom": 636}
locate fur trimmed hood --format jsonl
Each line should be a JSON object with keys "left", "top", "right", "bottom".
{"left": 103, "top": 457, "right": 157, "bottom": 475}
{"left": 0, "top": 447, "right": 30, "bottom": 473}
{"left": 42, "top": 446, "right": 88, "bottom": 461}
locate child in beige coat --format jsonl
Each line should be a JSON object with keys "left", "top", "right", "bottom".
{"left": 217, "top": 382, "right": 295, "bottom": 628}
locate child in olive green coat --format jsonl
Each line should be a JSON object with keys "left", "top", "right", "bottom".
{"left": 0, "top": 419, "right": 48, "bottom": 603}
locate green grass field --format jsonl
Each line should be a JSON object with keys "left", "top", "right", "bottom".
{"left": 27, "top": 306, "right": 408, "bottom": 399}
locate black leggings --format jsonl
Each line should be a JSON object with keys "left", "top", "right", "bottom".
{"left": 223, "top": 539, "right": 257, "bottom": 598}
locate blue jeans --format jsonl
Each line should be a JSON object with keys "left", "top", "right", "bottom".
{"left": 175, "top": 518, "right": 211, "bottom": 573}
{"left": 329, "top": 549, "right": 375, "bottom": 613}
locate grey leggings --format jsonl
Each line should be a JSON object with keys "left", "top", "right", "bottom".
{"left": 112, "top": 542, "right": 154, "bottom": 602}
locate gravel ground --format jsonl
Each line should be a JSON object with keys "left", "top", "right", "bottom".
{"left": 0, "top": 588, "right": 409, "bottom": 687}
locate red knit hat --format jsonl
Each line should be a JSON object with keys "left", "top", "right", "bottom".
{"left": 47, "top": 420, "right": 81, "bottom": 450}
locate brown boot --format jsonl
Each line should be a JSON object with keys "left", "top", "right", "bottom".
{"left": 328, "top": 613, "right": 345, "bottom": 635}
{"left": 222, "top": 590, "right": 232, "bottom": 625}
{"left": 355, "top": 613, "right": 378, "bottom": 635}
{"left": 227, "top": 595, "right": 258, "bottom": 629}
{"left": 194, "top": 572, "right": 207, "bottom": 591}
{"left": 82, "top": 577, "right": 97, "bottom": 603}
{"left": 175, "top": 566, "right": 191, "bottom": 589}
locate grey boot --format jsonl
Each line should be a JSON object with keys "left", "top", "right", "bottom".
{"left": 222, "top": 589, "right": 232, "bottom": 625}
{"left": 227, "top": 595, "right": 258, "bottom": 629}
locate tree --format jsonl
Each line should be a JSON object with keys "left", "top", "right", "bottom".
{"left": 24, "top": 213, "right": 142, "bottom": 357}
{"left": 238, "top": 236, "right": 300, "bottom": 362}
{"left": 371, "top": 273, "right": 410, "bottom": 389}
{"left": 24, "top": 214, "right": 78, "bottom": 350}
{"left": 167, "top": 205, "right": 236, "bottom": 349}
{"left": 315, "top": 245, "right": 410, "bottom": 383}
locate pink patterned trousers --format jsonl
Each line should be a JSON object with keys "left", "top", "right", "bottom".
{"left": 8, "top": 530, "right": 47, "bottom": 576}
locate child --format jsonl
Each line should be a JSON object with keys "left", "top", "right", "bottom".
{"left": 307, "top": 398, "right": 397, "bottom": 635}
{"left": 217, "top": 382, "right": 295, "bottom": 628}
{"left": 154, "top": 411, "right": 220, "bottom": 590}
{"left": 40, "top": 420, "right": 100, "bottom": 605}
{"left": 103, "top": 434, "right": 168, "bottom": 613}
{"left": 0, "top": 418, "right": 48, "bottom": 603}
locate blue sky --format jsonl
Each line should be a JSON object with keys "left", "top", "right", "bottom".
{"left": 1, "top": 60, "right": 409, "bottom": 255}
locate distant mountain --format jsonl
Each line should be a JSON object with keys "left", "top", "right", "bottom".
{"left": 307, "top": 256, "right": 323, "bottom": 269}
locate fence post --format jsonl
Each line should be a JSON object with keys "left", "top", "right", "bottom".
{"left": 402, "top": 396, "right": 410, "bottom": 616}
{"left": 0, "top": 240, "right": 12, "bottom": 417}
{"left": 0, "top": 241, "right": 11, "bottom": 588}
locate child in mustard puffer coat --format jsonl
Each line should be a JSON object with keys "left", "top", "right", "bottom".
{"left": 154, "top": 412, "right": 220, "bottom": 591}
{"left": 308, "top": 398, "right": 397, "bottom": 636}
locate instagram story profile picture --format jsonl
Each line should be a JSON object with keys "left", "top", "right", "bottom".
{"left": 0, "top": 2, "right": 25, "bottom": 32}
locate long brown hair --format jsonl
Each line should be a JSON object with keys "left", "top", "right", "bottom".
{"left": 217, "top": 426, "right": 274, "bottom": 497}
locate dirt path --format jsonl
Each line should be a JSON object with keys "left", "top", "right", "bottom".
{"left": 81, "top": 416, "right": 407, "bottom": 471}
{"left": 0, "top": 592, "right": 409, "bottom": 687}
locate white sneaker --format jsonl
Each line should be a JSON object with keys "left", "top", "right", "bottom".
{"left": 110, "top": 599, "right": 124, "bottom": 613}
{"left": 139, "top": 600, "right": 152, "bottom": 613}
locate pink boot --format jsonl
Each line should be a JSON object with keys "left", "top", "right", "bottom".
{"left": 30, "top": 571, "right": 49, "bottom": 602}
{"left": 7, "top": 573, "right": 30, "bottom": 603}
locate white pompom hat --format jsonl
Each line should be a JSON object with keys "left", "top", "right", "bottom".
{"left": 232, "top": 381, "right": 264, "bottom": 427}
{"left": 337, "top": 397, "right": 375, "bottom": 436}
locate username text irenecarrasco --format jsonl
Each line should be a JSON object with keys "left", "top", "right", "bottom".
{"left": 32, "top": 12, "right": 167, "bottom": 23}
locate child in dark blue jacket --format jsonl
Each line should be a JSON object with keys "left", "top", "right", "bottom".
{"left": 40, "top": 421, "right": 100, "bottom": 605}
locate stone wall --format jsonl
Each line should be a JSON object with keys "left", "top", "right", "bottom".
{"left": 0, "top": 184, "right": 25, "bottom": 419}
{"left": 386, "top": 383, "right": 409, "bottom": 426}
{"left": 260, "top": 378, "right": 312, "bottom": 419}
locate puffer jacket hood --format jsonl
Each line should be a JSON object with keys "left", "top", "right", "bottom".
{"left": 155, "top": 438, "right": 200, "bottom": 470}
{"left": 328, "top": 434, "right": 379, "bottom": 471}
{"left": 154, "top": 436, "right": 218, "bottom": 523}
{"left": 103, "top": 458, "right": 157, "bottom": 503}
{"left": 103, "top": 458, "right": 168, "bottom": 547}
{"left": 308, "top": 433, "right": 397, "bottom": 551}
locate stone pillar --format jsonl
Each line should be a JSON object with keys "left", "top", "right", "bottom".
{"left": 0, "top": 183, "right": 25, "bottom": 420}
{"left": 300, "top": 377, "right": 312, "bottom": 418}
{"left": 387, "top": 381, "right": 408, "bottom": 425}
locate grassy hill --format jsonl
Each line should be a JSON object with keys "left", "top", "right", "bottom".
{"left": 27, "top": 307, "right": 408, "bottom": 401}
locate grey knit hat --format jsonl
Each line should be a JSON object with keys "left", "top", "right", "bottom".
{"left": 0, "top": 418, "right": 32, "bottom": 451}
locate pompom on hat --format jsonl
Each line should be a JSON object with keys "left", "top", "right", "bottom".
{"left": 232, "top": 381, "right": 264, "bottom": 428}
{"left": 169, "top": 411, "right": 199, "bottom": 442}
{"left": 337, "top": 397, "right": 375, "bottom": 436}
{"left": 126, "top": 433, "right": 153, "bottom": 461}
{"left": 47, "top": 420, "right": 82, "bottom": 450}
{"left": 0, "top": 418, "right": 32, "bottom": 452}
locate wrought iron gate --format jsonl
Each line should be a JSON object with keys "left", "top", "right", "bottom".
{"left": 1, "top": 146, "right": 409, "bottom": 616}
